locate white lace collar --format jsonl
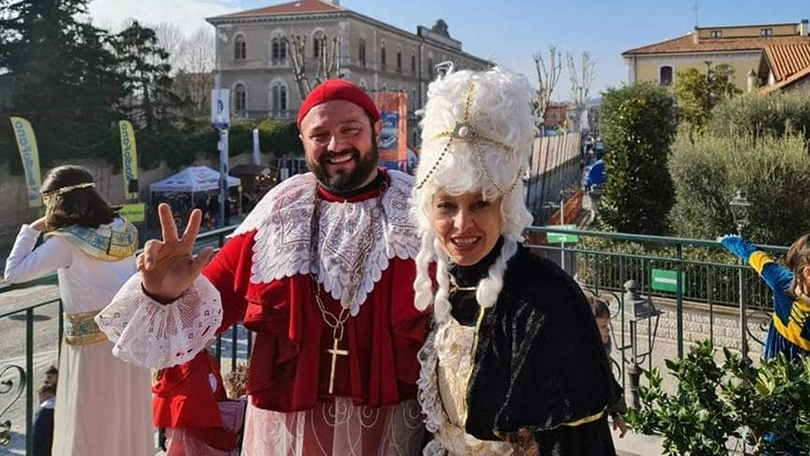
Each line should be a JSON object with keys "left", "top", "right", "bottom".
{"left": 232, "top": 171, "right": 419, "bottom": 316}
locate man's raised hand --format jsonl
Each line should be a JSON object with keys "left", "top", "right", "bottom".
{"left": 137, "top": 203, "right": 215, "bottom": 302}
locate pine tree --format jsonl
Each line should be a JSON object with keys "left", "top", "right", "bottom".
{"left": 112, "top": 20, "right": 188, "bottom": 169}
{"left": 0, "top": 0, "right": 124, "bottom": 169}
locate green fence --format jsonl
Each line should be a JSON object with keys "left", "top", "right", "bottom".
{"left": 0, "top": 225, "right": 786, "bottom": 454}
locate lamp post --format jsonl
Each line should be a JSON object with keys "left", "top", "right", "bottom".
{"left": 621, "top": 280, "right": 662, "bottom": 409}
{"left": 729, "top": 190, "right": 751, "bottom": 361}
{"left": 212, "top": 25, "right": 233, "bottom": 228}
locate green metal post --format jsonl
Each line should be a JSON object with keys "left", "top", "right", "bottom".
{"left": 25, "top": 308, "right": 34, "bottom": 456}
{"left": 676, "top": 244, "right": 684, "bottom": 359}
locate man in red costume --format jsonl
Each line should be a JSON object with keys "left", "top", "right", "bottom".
{"left": 97, "top": 79, "right": 429, "bottom": 455}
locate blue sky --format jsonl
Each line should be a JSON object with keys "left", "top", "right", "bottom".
{"left": 88, "top": 0, "right": 809, "bottom": 99}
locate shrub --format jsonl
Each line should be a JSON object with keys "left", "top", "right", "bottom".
{"left": 669, "top": 131, "right": 810, "bottom": 246}
{"left": 709, "top": 91, "right": 810, "bottom": 143}
{"left": 627, "top": 340, "right": 810, "bottom": 455}
{"left": 598, "top": 82, "right": 677, "bottom": 234}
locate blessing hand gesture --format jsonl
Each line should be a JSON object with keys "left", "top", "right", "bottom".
{"left": 137, "top": 203, "right": 215, "bottom": 302}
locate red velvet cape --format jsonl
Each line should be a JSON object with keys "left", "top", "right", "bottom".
{"left": 202, "top": 182, "right": 428, "bottom": 412}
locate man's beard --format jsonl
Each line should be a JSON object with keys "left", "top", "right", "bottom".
{"left": 309, "top": 141, "right": 379, "bottom": 193}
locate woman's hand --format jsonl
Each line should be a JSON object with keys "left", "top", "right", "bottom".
{"left": 137, "top": 203, "right": 215, "bottom": 302}
{"left": 29, "top": 216, "right": 47, "bottom": 232}
{"left": 613, "top": 414, "right": 628, "bottom": 438}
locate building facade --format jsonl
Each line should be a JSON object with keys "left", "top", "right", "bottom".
{"left": 206, "top": 0, "right": 491, "bottom": 147}
{"left": 623, "top": 20, "right": 810, "bottom": 93}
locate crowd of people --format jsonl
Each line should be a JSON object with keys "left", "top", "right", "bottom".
{"left": 4, "top": 66, "right": 717, "bottom": 455}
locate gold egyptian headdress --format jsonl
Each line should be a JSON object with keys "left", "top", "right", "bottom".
{"left": 41, "top": 182, "right": 95, "bottom": 205}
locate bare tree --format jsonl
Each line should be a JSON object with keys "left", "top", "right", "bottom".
{"left": 173, "top": 26, "right": 214, "bottom": 117}
{"left": 154, "top": 22, "right": 186, "bottom": 72}
{"left": 314, "top": 35, "right": 341, "bottom": 84}
{"left": 566, "top": 51, "right": 596, "bottom": 132}
{"left": 533, "top": 45, "right": 562, "bottom": 130}
{"left": 285, "top": 34, "right": 312, "bottom": 100}
{"left": 286, "top": 31, "right": 342, "bottom": 100}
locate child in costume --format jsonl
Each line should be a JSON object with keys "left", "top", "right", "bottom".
{"left": 588, "top": 296, "right": 628, "bottom": 439}
{"left": 154, "top": 349, "right": 246, "bottom": 456}
{"left": 719, "top": 234, "right": 810, "bottom": 360}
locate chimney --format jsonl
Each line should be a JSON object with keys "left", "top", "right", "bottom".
{"left": 800, "top": 19, "right": 809, "bottom": 36}
{"left": 333, "top": 0, "right": 340, "bottom": 5}
{"left": 693, "top": 27, "right": 699, "bottom": 44}
{"left": 746, "top": 69, "right": 758, "bottom": 93}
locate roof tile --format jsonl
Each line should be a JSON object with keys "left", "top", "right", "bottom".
{"left": 219, "top": 0, "right": 342, "bottom": 18}
{"left": 764, "top": 43, "right": 810, "bottom": 81}
{"left": 623, "top": 33, "right": 810, "bottom": 56}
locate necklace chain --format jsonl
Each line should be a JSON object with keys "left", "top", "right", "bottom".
{"left": 311, "top": 276, "right": 351, "bottom": 340}
{"left": 309, "top": 181, "right": 386, "bottom": 338}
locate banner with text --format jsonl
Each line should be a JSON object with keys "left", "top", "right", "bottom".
{"left": 372, "top": 92, "right": 408, "bottom": 165}
{"left": 10, "top": 116, "right": 43, "bottom": 208}
{"left": 119, "top": 120, "right": 139, "bottom": 201}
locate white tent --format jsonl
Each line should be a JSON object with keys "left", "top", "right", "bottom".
{"left": 149, "top": 166, "right": 240, "bottom": 195}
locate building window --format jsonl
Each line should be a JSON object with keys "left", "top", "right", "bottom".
{"left": 411, "top": 52, "right": 416, "bottom": 74}
{"left": 397, "top": 50, "right": 402, "bottom": 70}
{"left": 313, "top": 32, "right": 324, "bottom": 58}
{"left": 272, "top": 83, "right": 287, "bottom": 113}
{"left": 380, "top": 42, "right": 386, "bottom": 69}
{"left": 659, "top": 66, "right": 673, "bottom": 86}
{"left": 234, "top": 84, "right": 247, "bottom": 111}
{"left": 359, "top": 38, "right": 366, "bottom": 67}
{"left": 761, "top": 28, "right": 773, "bottom": 37}
{"left": 710, "top": 30, "right": 722, "bottom": 38}
{"left": 271, "top": 37, "right": 287, "bottom": 64}
{"left": 234, "top": 35, "right": 246, "bottom": 61}
{"left": 428, "top": 58, "right": 434, "bottom": 79}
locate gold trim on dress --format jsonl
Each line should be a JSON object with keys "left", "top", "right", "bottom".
{"left": 64, "top": 310, "right": 107, "bottom": 346}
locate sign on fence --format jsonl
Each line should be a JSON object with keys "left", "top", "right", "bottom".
{"left": 546, "top": 224, "right": 579, "bottom": 243}
{"left": 651, "top": 268, "right": 686, "bottom": 293}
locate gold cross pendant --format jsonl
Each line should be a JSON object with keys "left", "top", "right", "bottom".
{"left": 326, "top": 337, "right": 349, "bottom": 394}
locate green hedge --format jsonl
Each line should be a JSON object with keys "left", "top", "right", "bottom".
{"left": 669, "top": 132, "right": 810, "bottom": 246}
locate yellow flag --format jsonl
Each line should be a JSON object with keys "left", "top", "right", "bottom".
{"left": 119, "top": 120, "right": 139, "bottom": 201}
{"left": 9, "top": 116, "right": 43, "bottom": 208}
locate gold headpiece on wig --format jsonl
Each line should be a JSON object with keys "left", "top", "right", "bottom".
{"left": 41, "top": 182, "right": 95, "bottom": 203}
{"left": 416, "top": 81, "right": 523, "bottom": 194}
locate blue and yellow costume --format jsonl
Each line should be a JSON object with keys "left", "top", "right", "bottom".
{"left": 720, "top": 235, "right": 810, "bottom": 360}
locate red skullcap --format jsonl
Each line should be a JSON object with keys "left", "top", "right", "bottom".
{"left": 296, "top": 79, "right": 380, "bottom": 128}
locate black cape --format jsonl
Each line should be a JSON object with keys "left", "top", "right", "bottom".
{"left": 451, "top": 243, "right": 616, "bottom": 455}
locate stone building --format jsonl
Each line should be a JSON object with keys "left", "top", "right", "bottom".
{"left": 206, "top": 0, "right": 491, "bottom": 147}
{"left": 623, "top": 19, "right": 810, "bottom": 94}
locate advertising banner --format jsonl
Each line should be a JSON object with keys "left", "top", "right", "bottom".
{"left": 119, "top": 120, "right": 139, "bottom": 201}
{"left": 9, "top": 116, "right": 43, "bottom": 208}
{"left": 372, "top": 91, "right": 408, "bottom": 166}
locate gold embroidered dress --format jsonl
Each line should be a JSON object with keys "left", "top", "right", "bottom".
{"left": 4, "top": 218, "right": 152, "bottom": 456}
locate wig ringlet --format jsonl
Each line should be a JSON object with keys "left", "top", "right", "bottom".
{"left": 411, "top": 65, "right": 537, "bottom": 320}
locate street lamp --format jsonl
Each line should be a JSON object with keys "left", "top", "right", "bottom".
{"left": 729, "top": 190, "right": 751, "bottom": 361}
{"left": 620, "top": 280, "right": 662, "bottom": 409}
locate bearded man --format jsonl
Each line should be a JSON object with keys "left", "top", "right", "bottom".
{"left": 97, "top": 79, "right": 429, "bottom": 455}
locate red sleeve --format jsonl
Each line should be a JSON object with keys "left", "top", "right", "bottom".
{"left": 203, "top": 232, "right": 254, "bottom": 333}
{"left": 389, "top": 258, "right": 430, "bottom": 386}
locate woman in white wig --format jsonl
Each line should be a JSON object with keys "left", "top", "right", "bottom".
{"left": 412, "top": 66, "right": 617, "bottom": 455}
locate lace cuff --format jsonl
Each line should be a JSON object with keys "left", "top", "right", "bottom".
{"left": 417, "top": 329, "right": 444, "bottom": 433}
{"left": 95, "top": 273, "right": 223, "bottom": 369}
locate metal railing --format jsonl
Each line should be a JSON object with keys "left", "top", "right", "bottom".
{"left": 0, "top": 226, "right": 237, "bottom": 454}
{"left": 0, "top": 224, "right": 786, "bottom": 453}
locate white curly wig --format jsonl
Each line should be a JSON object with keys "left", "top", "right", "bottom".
{"left": 411, "top": 65, "right": 537, "bottom": 320}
